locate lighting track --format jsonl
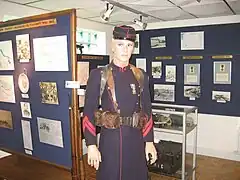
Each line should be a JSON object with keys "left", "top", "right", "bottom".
{"left": 100, "top": 0, "right": 165, "bottom": 21}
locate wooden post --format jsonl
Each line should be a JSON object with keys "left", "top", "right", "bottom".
{"left": 69, "top": 107, "right": 79, "bottom": 180}
{"left": 77, "top": 110, "right": 86, "bottom": 180}
{"left": 70, "top": 9, "right": 81, "bottom": 180}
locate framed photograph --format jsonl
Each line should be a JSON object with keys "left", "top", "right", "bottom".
{"left": 39, "top": 82, "right": 59, "bottom": 105}
{"left": 213, "top": 61, "right": 231, "bottom": 84}
{"left": 133, "top": 34, "right": 140, "bottom": 54}
{"left": 212, "top": 91, "right": 231, "bottom": 103}
{"left": 154, "top": 84, "right": 175, "bottom": 102}
{"left": 152, "top": 62, "right": 162, "bottom": 78}
{"left": 0, "top": 109, "right": 13, "bottom": 129}
{"left": 184, "top": 86, "right": 201, "bottom": 100}
{"left": 0, "top": 40, "right": 14, "bottom": 70}
{"left": 0, "top": 75, "right": 16, "bottom": 103}
{"left": 16, "top": 34, "right": 31, "bottom": 62}
{"left": 165, "top": 65, "right": 176, "bottom": 82}
{"left": 20, "top": 102, "right": 32, "bottom": 119}
{"left": 150, "top": 36, "right": 166, "bottom": 48}
{"left": 184, "top": 64, "right": 200, "bottom": 85}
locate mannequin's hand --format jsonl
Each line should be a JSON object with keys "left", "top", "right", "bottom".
{"left": 145, "top": 142, "right": 157, "bottom": 164}
{"left": 87, "top": 145, "right": 101, "bottom": 170}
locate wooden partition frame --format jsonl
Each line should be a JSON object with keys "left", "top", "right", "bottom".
{"left": 0, "top": 9, "right": 85, "bottom": 180}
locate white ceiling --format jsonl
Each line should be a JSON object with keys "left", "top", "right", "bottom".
{"left": 0, "top": 0, "right": 240, "bottom": 26}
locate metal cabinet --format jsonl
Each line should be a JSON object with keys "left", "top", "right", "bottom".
{"left": 151, "top": 103, "right": 198, "bottom": 180}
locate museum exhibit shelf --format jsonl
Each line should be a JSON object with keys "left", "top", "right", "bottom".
{"left": 150, "top": 103, "right": 198, "bottom": 180}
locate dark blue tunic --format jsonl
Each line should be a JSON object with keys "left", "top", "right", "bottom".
{"left": 83, "top": 62, "right": 153, "bottom": 180}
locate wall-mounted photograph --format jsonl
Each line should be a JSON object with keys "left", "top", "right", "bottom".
{"left": 165, "top": 65, "right": 176, "bottom": 82}
{"left": 184, "top": 86, "right": 201, "bottom": 100}
{"left": 184, "top": 64, "right": 200, "bottom": 85}
{"left": 213, "top": 61, "right": 231, "bottom": 84}
{"left": 212, "top": 91, "right": 231, "bottom": 103}
{"left": 0, "top": 109, "right": 13, "bottom": 129}
{"left": 150, "top": 36, "right": 166, "bottom": 48}
{"left": 133, "top": 34, "right": 140, "bottom": 54}
{"left": 0, "top": 40, "right": 14, "bottom": 70}
{"left": 39, "top": 82, "right": 59, "bottom": 105}
{"left": 0, "top": 75, "right": 16, "bottom": 103}
{"left": 152, "top": 61, "right": 162, "bottom": 78}
{"left": 20, "top": 102, "right": 32, "bottom": 119}
{"left": 37, "top": 117, "right": 64, "bottom": 148}
{"left": 16, "top": 34, "right": 31, "bottom": 62}
{"left": 154, "top": 84, "right": 175, "bottom": 102}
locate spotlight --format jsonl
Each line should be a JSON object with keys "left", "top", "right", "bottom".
{"left": 134, "top": 15, "right": 147, "bottom": 30}
{"left": 100, "top": 3, "right": 114, "bottom": 22}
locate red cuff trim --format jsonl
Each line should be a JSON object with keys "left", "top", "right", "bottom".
{"left": 142, "top": 115, "right": 153, "bottom": 137}
{"left": 83, "top": 116, "right": 96, "bottom": 136}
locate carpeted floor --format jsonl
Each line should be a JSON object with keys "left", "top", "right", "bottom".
{"left": 0, "top": 154, "right": 239, "bottom": 180}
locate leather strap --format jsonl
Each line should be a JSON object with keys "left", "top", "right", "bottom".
{"left": 107, "top": 68, "right": 119, "bottom": 111}
{"left": 100, "top": 66, "right": 108, "bottom": 98}
{"left": 129, "top": 64, "right": 144, "bottom": 93}
{"left": 99, "top": 64, "right": 144, "bottom": 112}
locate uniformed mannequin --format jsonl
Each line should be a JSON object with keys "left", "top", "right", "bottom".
{"left": 83, "top": 25, "right": 157, "bottom": 180}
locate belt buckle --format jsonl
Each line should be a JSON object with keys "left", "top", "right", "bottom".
{"left": 128, "top": 117, "right": 132, "bottom": 126}
{"left": 119, "top": 117, "right": 123, "bottom": 125}
{"left": 132, "top": 113, "right": 139, "bottom": 128}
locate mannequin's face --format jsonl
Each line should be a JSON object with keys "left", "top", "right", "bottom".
{"left": 112, "top": 39, "right": 134, "bottom": 65}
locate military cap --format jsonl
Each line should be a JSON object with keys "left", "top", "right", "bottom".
{"left": 113, "top": 25, "right": 136, "bottom": 42}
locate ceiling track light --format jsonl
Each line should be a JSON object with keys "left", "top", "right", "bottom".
{"left": 100, "top": 3, "right": 114, "bottom": 22}
{"left": 100, "top": 0, "right": 164, "bottom": 21}
{"left": 134, "top": 15, "right": 147, "bottom": 30}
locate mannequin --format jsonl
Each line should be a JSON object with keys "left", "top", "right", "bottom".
{"left": 83, "top": 25, "right": 157, "bottom": 180}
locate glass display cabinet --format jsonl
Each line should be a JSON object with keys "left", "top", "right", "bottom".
{"left": 150, "top": 103, "right": 198, "bottom": 180}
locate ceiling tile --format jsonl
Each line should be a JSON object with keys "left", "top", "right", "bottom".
{"left": 86, "top": 16, "right": 131, "bottom": 26}
{"left": 226, "top": 0, "right": 240, "bottom": 2}
{"left": 146, "top": 16, "right": 164, "bottom": 23}
{"left": 183, "top": 2, "right": 232, "bottom": 16}
{"left": 86, "top": 16, "right": 107, "bottom": 23}
{"left": 113, "top": 0, "right": 143, "bottom": 3}
{"left": 148, "top": 7, "right": 194, "bottom": 20}
{"left": 163, "top": 0, "right": 185, "bottom": 4}
{"left": 107, "top": 21, "right": 131, "bottom": 25}
{"left": 76, "top": 8, "right": 101, "bottom": 18}
{"left": 199, "top": 11, "right": 236, "bottom": 18}
{"left": 123, "top": 0, "right": 174, "bottom": 9}
{"left": 28, "top": 0, "right": 105, "bottom": 11}
{"left": 174, "top": 12, "right": 196, "bottom": 20}
{"left": 122, "top": 4, "right": 174, "bottom": 12}
{"left": 228, "top": 0, "right": 240, "bottom": 14}
{"left": 167, "top": 0, "right": 192, "bottom": 6}
{"left": 109, "top": 11, "right": 138, "bottom": 22}
{"left": 3, "top": 0, "right": 42, "bottom": 4}
{"left": 170, "top": 0, "right": 222, "bottom": 6}
{"left": 0, "top": 1, "right": 47, "bottom": 20}
{"left": 1, "top": 0, "right": 238, "bottom": 26}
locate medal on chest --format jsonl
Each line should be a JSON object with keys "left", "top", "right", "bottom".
{"left": 130, "top": 84, "right": 136, "bottom": 95}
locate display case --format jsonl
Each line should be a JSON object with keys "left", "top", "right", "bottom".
{"left": 149, "top": 103, "right": 198, "bottom": 180}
